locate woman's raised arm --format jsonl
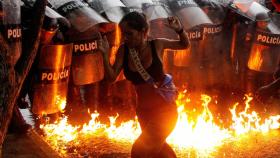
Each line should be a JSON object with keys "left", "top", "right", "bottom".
{"left": 155, "top": 16, "right": 190, "bottom": 53}
{"left": 98, "top": 34, "right": 124, "bottom": 82}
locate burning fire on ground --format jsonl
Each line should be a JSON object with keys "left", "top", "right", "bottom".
{"left": 40, "top": 91, "right": 280, "bottom": 157}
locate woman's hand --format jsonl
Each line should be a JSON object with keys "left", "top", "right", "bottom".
{"left": 167, "top": 16, "right": 183, "bottom": 33}
{"left": 97, "top": 33, "right": 110, "bottom": 56}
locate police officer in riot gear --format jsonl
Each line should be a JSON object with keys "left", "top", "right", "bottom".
{"left": 17, "top": 5, "right": 72, "bottom": 132}
{"left": 256, "top": 12, "right": 270, "bottom": 30}
{"left": 246, "top": 12, "right": 276, "bottom": 94}
{"left": 255, "top": 0, "right": 280, "bottom": 101}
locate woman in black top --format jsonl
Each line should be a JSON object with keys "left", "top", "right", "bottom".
{"left": 98, "top": 11, "right": 189, "bottom": 158}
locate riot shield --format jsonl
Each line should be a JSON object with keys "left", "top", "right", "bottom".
{"left": 121, "top": 0, "right": 153, "bottom": 12}
{"left": 247, "top": 30, "right": 280, "bottom": 73}
{"left": 85, "top": 0, "right": 104, "bottom": 13}
{"left": 169, "top": 0, "right": 236, "bottom": 90}
{"left": 143, "top": 0, "right": 171, "bottom": 21}
{"left": 101, "top": 0, "right": 126, "bottom": 23}
{"left": 165, "top": 0, "right": 212, "bottom": 89}
{"left": 86, "top": 0, "right": 126, "bottom": 23}
{"left": 172, "top": 24, "right": 204, "bottom": 68}
{"left": 197, "top": 2, "right": 226, "bottom": 66}
{"left": 268, "top": 12, "right": 280, "bottom": 34}
{"left": 1, "top": 0, "right": 21, "bottom": 66}
{"left": 49, "top": 0, "right": 115, "bottom": 85}
{"left": 169, "top": 0, "right": 209, "bottom": 77}
{"left": 49, "top": 0, "right": 108, "bottom": 32}
{"left": 69, "top": 34, "right": 104, "bottom": 85}
{"left": 68, "top": 37, "right": 106, "bottom": 86}
{"left": 167, "top": 0, "right": 212, "bottom": 30}
{"left": 196, "top": 0, "right": 226, "bottom": 23}
{"left": 246, "top": 2, "right": 270, "bottom": 21}
{"left": 246, "top": 25, "right": 280, "bottom": 92}
{"left": 45, "top": 5, "right": 64, "bottom": 19}
{"left": 233, "top": 0, "right": 270, "bottom": 21}
{"left": 233, "top": 0, "right": 254, "bottom": 12}
{"left": 144, "top": 0, "right": 178, "bottom": 40}
{"left": 32, "top": 43, "right": 73, "bottom": 115}
{"left": 168, "top": 0, "right": 212, "bottom": 67}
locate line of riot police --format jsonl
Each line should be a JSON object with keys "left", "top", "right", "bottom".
{"left": 11, "top": 0, "right": 280, "bottom": 130}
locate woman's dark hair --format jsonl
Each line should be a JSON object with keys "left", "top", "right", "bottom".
{"left": 119, "top": 11, "right": 149, "bottom": 32}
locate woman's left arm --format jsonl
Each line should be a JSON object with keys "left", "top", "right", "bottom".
{"left": 155, "top": 16, "right": 190, "bottom": 51}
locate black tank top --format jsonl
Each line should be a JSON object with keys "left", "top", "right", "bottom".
{"left": 123, "top": 40, "right": 165, "bottom": 85}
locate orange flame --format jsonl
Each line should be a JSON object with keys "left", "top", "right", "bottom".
{"left": 230, "top": 94, "right": 280, "bottom": 135}
{"left": 40, "top": 91, "right": 280, "bottom": 156}
{"left": 247, "top": 45, "right": 265, "bottom": 71}
{"left": 109, "top": 25, "right": 121, "bottom": 65}
{"left": 167, "top": 93, "right": 231, "bottom": 151}
{"left": 56, "top": 95, "right": 67, "bottom": 112}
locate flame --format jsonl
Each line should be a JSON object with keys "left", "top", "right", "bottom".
{"left": 56, "top": 95, "right": 66, "bottom": 112}
{"left": 80, "top": 112, "right": 106, "bottom": 133}
{"left": 230, "top": 94, "right": 280, "bottom": 135}
{"left": 109, "top": 25, "right": 121, "bottom": 65}
{"left": 247, "top": 45, "right": 265, "bottom": 71}
{"left": 40, "top": 116, "right": 79, "bottom": 155}
{"left": 167, "top": 93, "right": 231, "bottom": 150}
{"left": 105, "top": 114, "right": 141, "bottom": 142}
{"left": 40, "top": 91, "right": 280, "bottom": 156}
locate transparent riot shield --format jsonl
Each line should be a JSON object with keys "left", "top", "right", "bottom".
{"left": 169, "top": 0, "right": 237, "bottom": 90}
{"left": 172, "top": 26, "right": 204, "bottom": 67}
{"left": 85, "top": 0, "right": 104, "bottom": 13}
{"left": 1, "top": 0, "right": 21, "bottom": 66}
{"left": 122, "top": 0, "right": 153, "bottom": 12}
{"left": 165, "top": 0, "right": 213, "bottom": 89}
{"left": 268, "top": 12, "right": 280, "bottom": 34}
{"left": 246, "top": 2, "right": 270, "bottom": 21}
{"left": 49, "top": 0, "right": 108, "bottom": 32}
{"left": 45, "top": 5, "right": 64, "bottom": 19}
{"left": 48, "top": 0, "right": 115, "bottom": 85}
{"left": 71, "top": 38, "right": 104, "bottom": 85}
{"left": 196, "top": 1, "right": 229, "bottom": 88}
{"left": 143, "top": 0, "right": 178, "bottom": 40}
{"left": 32, "top": 43, "right": 73, "bottom": 115}
{"left": 246, "top": 28, "right": 280, "bottom": 93}
{"left": 234, "top": 0, "right": 254, "bottom": 12}
{"left": 167, "top": 0, "right": 213, "bottom": 65}
{"left": 248, "top": 30, "right": 280, "bottom": 73}
{"left": 233, "top": 0, "right": 270, "bottom": 21}
{"left": 215, "top": 0, "right": 234, "bottom": 7}
{"left": 101, "top": 0, "right": 126, "bottom": 23}
{"left": 86, "top": 0, "right": 126, "bottom": 23}
{"left": 196, "top": 0, "right": 226, "bottom": 23}
{"left": 167, "top": 0, "right": 212, "bottom": 30}
{"left": 144, "top": 0, "right": 171, "bottom": 21}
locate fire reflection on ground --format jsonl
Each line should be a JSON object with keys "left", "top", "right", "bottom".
{"left": 40, "top": 91, "right": 280, "bottom": 158}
